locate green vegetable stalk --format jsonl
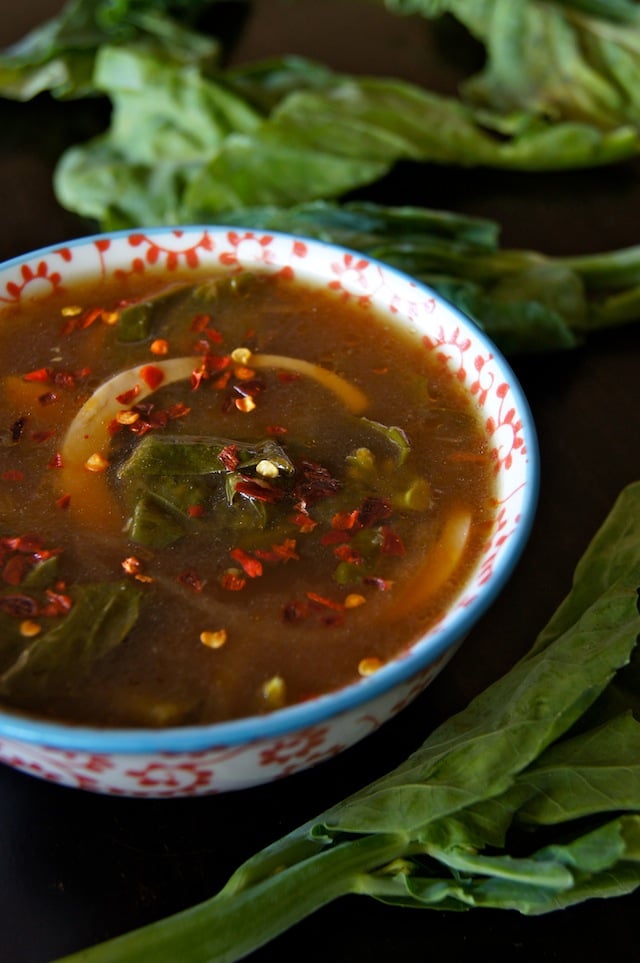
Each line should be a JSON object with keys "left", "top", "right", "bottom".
{"left": 55, "top": 482, "right": 640, "bottom": 961}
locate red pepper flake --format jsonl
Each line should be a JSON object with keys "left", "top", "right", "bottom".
{"left": 177, "top": 568, "right": 204, "bottom": 592}
{"left": 380, "top": 525, "right": 405, "bottom": 556}
{"left": 266, "top": 425, "right": 288, "bottom": 436}
{"left": 56, "top": 493, "right": 71, "bottom": 510}
{"left": 79, "top": 306, "right": 105, "bottom": 329}
{"left": 331, "top": 510, "right": 359, "bottom": 531}
{"left": 187, "top": 504, "right": 205, "bottom": 518}
{"left": 333, "top": 544, "right": 363, "bottom": 564}
{"left": 230, "top": 547, "right": 263, "bottom": 578}
{"left": 254, "top": 538, "right": 299, "bottom": 563}
{"left": 47, "top": 452, "right": 64, "bottom": 470}
{"left": 23, "top": 368, "right": 50, "bottom": 383}
{"left": 204, "top": 327, "right": 223, "bottom": 344}
{"left": 218, "top": 444, "right": 240, "bottom": 471}
{"left": 140, "top": 365, "right": 164, "bottom": 391}
{"left": 290, "top": 510, "right": 317, "bottom": 533}
{"left": 38, "top": 391, "right": 59, "bottom": 406}
{"left": 44, "top": 588, "right": 73, "bottom": 614}
{"left": 212, "top": 371, "right": 232, "bottom": 391}
{"left": 234, "top": 477, "right": 284, "bottom": 503}
{"left": 295, "top": 461, "right": 341, "bottom": 509}
{"left": 358, "top": 497, "right": 393, "bottom": 528}
{"left": 2, "top": 470, "right": 24, "bottom": 482}
{"left": 165, "top": 402, "right": 190, "bottom": 421}
{"left": 190, "top": 313, "right": 212, "bottom": 332}
{"left": 191, "top": 366, "right": 207, "bottom": 390}
{"left": 203, "top": 354, "right": 231, "bottom": 375}
{"left": 115, "top": 385, "right": 140, "bottom": 406}
{"left": 306, "top": 591, "right": 344, "bottom": 612}
{"left": 221, "top": 570, "right": 247, "bottom": 591}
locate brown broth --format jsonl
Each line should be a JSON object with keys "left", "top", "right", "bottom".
{"left": 0, "top": 270, "right": 496, "bottom": 726}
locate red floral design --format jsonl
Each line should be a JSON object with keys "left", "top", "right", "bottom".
{"left": 0, "top": 260, "right": 63, "bottom": 304}
{"left": 123, "top": 759, "right": 216, "bottom": 796}
{"left": 258, "top": 724, "right": 343, "bottom": 772}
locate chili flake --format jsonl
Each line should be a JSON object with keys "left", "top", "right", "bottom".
{"left": 115, "top": 385, "right": 140, "bottom": 406}
{"left": 230, "top": 547, "right": 263, "bottom": 578}
{"left": 177, "top": 568, "right": 204, "bottom": 592}
{"left": 221, "top": 570, "right": 247, "bottom": 592}
{"left": 140, "top": 365, "right": 164, "bottom": 391}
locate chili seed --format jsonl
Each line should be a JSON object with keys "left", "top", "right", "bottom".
{"left": 344, "top": 593, "right": 366, "bottom": 609}
{"left": 200, "top": 629, "right": 227, "bottom": 649}
{"left": 20, "top": 620, "right": 42, "bottom": 638}
{"left": 358, "top": 657, "right": 383, "bottom": 677}
{"left": 262, "top": 675, "right": 286, "bottom": 708}
{"left": 84, "top": 452, "right": 109, "bottom": 472}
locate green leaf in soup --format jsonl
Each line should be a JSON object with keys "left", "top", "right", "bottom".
{"left": 0, "top": 581, "right": 142, "bottom": 702}
{"left": 117, "top": 435, "right": 294, "bottom": 480}
{"left": 116, "top": 283, "right": 192, "bottom": 342}
{"left": 128, "top": 493, "right": 189, "bottom": 548}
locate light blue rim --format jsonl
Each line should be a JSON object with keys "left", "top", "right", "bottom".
{"left": 0, "top": 226, "right": 540, "bottom": 754}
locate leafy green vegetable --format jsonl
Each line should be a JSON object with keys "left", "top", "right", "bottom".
{"left": 0, "top": 0, "right": 223, "bottom": 100}
{"left": 219, "top": 199, "right": 640, "bottom": 353}
{"left": 0, "top": 581, "right": 142, "bottom": 703}
{"left": 5, "top": 1, "right": 640, "bottom": 352}
{"left": 5, "top": 1, "right": 640, "bottom": 228}
{"left": 53, "top": 481, "right": 640, "bottom": 961}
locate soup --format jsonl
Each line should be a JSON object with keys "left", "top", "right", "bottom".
{"left": 0, "top": 269, "right": 495, "bottom": 727}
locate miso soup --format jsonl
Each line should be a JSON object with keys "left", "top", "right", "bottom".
{"left": 0, "top": 270, "right": 496, "bottom": 726}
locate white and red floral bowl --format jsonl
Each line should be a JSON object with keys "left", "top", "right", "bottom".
{"left": 0, "top": 226, "right": 538, "bottom": 797}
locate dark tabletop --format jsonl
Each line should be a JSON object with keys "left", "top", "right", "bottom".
{"left": 1, "top": 2, "right": 640, "bottom": 961}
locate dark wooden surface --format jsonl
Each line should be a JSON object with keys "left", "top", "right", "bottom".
{"left": 1, "top": 3, "right": 640, "bottom": 961}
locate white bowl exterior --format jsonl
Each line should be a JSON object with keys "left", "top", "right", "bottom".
{"left": 0, "top": 227, "right": 536, "bottom": 796}
{"left": 0, "top": 645, "right": 458, "bottom": 796}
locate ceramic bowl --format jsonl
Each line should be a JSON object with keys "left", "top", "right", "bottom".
{"left": 0, "top": 226, "right": 539, "bottom": 797}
